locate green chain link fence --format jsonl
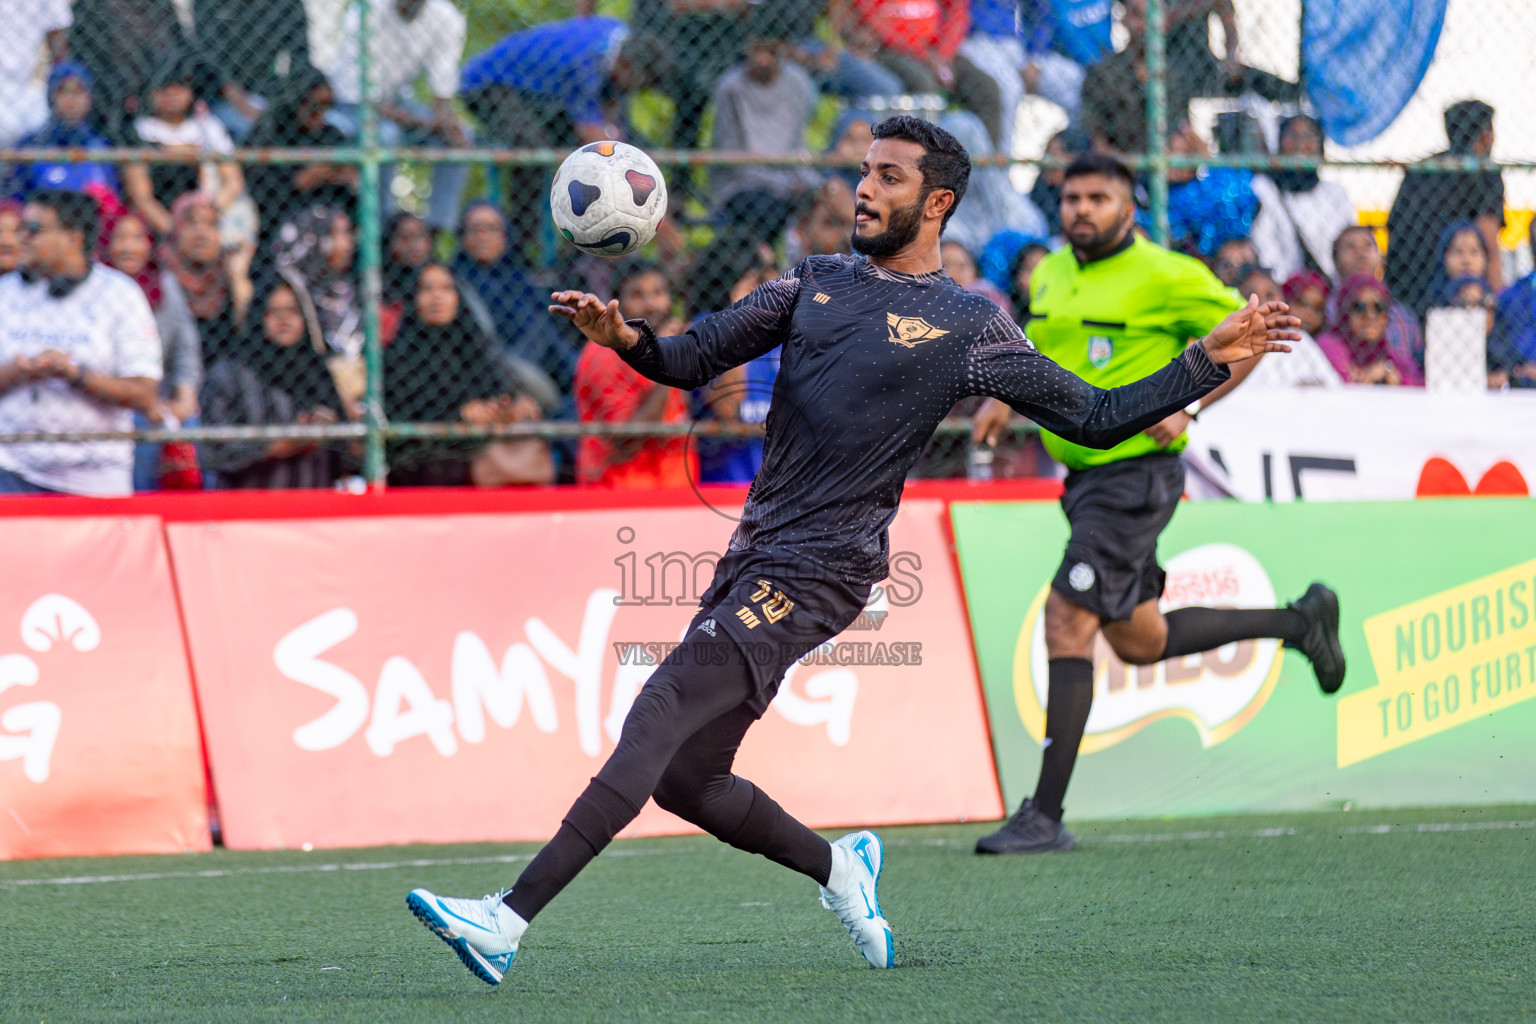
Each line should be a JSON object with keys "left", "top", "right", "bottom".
{"left": 0, "top": 0, "right": 1529, "bottom": 492}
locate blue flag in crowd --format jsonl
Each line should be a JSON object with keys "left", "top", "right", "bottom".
{"left": 1023, "top": 0, "right": 1112, "bottom": 67}
{"left": 1303, "top": 0, "right": 1448, "bottom": 146}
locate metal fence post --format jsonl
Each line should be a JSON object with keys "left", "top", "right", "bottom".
{"left": 358, "top": 0, "right": 387, "bottom": 488}
{"left": 1145, "top": 0, "right": 1171, "bottom": 247}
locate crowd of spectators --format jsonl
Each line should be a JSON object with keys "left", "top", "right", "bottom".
{"left": 0, "top": 0, "right": 1529, "bottom": 496}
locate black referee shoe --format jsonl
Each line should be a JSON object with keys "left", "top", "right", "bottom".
{"left": 1286, "top": 582, "right": 1346, "bottom": 695}
{"left": 974, "top": 799, "right": 1077, "bottom": 854}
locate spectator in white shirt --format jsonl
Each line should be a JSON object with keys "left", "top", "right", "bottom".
{"left": 121, "top": 55, "right": 253, "bottom": 246}
{"left": 1250, "top": 115, "right": 1357, "bottom": 281}
{"left": 0, "top": 190, "right": 161, "bottom": 495}
{"left": 0, "top": 0, "right": 72, "bottom": 146}
{"left": 321, "top": 0, "right": 470, "bottom": 233}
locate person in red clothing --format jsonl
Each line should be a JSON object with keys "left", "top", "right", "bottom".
{"left": 574, "top": 261, "right": 696, "bottom": 487}
{"left": 835, "top": 0, "right": 998, "bottom": 138}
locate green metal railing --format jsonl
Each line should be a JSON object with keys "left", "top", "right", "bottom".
{"left": 0, "top": 0, "right": 1530, "bottom": 488}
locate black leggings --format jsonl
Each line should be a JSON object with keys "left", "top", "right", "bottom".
{"left": 505, "top": 632, "right": 833, "bottom": 921}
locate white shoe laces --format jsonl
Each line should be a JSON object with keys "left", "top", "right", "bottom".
{"left": 481, "top": 889, "right": 512, "bottom": 929}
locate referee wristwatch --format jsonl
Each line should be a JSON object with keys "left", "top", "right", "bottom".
{"left": 1183, "top": 399, "right": 1202, "bottom": 420}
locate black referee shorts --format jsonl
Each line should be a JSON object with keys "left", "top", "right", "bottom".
{"left": 1051, "top": 453, "right": 1185, "bottom": 622}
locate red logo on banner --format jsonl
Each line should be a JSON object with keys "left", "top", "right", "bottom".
{"left": 1415, "top": 457, "right": 1530, "bottom": 497}
{"left": 169, "top": 502, "right": 1000, "bottom": 850}
{"left": 0, "top": 518, "right": 208, "bottom": 860}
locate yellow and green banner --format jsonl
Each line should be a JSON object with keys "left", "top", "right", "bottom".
{"left": 952, "top": 498, "right": 1536, "bottom": 818}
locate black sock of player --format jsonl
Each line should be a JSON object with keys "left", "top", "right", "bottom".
{"left": 504, "top": 777, "right": 641, "bottom": 922}
{"left": 1161, "top": 606, "right": 1306, "bottom": 659}
{"left": 721, "top": 781, "right": 833, "bottom": 886}
{"left": 1031, "top": 657, "right": 1094, "bottom": 822}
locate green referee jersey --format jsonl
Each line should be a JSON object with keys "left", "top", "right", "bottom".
{"left": 1026, "top": 235, "right": 1242, "bottom": 470}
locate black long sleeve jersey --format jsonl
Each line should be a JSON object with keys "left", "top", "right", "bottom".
{"left": 620, "top": 253, "right": 1229, "bottom": 585}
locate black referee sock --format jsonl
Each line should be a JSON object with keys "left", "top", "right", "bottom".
{"left": 1031, "top": 657, "right": 1095, "bottom": 822}
{"left": 1161, "top": 606, "right": 1306, "bottom": 659}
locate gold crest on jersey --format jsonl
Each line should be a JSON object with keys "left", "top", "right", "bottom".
{"left": 886, "top": 313, "right": 949, "bottom": 348}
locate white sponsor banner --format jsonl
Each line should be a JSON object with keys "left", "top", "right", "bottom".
{"left": 1182, "top": 387, "right": 1536, "bottom": 502}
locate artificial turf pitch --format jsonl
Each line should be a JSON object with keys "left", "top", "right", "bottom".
{"left": 2, "top": 805, "right": 1530, "bottom": 1023}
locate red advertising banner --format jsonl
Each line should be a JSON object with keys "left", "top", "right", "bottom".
{"left": 0, "top": 517, "right": 209, "bottom": 859}
{"left": 168, "top": 500, "right": 1000, "bottom": 851}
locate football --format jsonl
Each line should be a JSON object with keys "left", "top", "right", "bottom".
{"left": 549, "top": 141, "right": 668, "bottom": 257}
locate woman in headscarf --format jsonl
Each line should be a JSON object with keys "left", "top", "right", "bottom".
{"left": 272, "top": 205, "right": 360, "bottom": 354}
{"left": 271, "top": 203, "right": 364, "bottom": 414}
{"left": 1418, "top": 220, "right": 1495, "bottom": 319}
{"left": 200, "top": 280, "right": 349, "bottom": 489}
{"left": 1281, "top": 270, "right": 1331, "bottom": 340}
{"left": 451, "top": 201, "right": 570, "bottom": 398}
{"left": 935, "top": 110, "right": 1048, "bottom": 257}
{"left": 1242, "top": 269, "right": 1341, "bottom": 389}
{"left": 385, "top": 263, "right": 551, "bottom": 487}
{"left": 1317, "top": 274, "right": 1424, "bottom": 386}
{"left": 1250, "top": 115, "right": 1357, "bottom": 280}
{"left": 158, "top": 192, "right": 254, "bottom": 365}
{"left": 7, "top": 63, "right": 119, "bottom": 199}
{"left": 244, "top": 67, "right": 357, "bottom": 250}
{"left": 379, "top": 212, "right": 433, "bottom": 344}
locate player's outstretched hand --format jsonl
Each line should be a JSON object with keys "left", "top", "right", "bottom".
{"left": 549, "top": 290, "right": 641, "bottom": 351}
{"left": 1200, "top": 294, "right": 1300, "bottom": 365}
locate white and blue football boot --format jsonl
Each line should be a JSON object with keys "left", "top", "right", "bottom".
{"left": 819, "top": 831, "right": 895, "bottom": 969}
{"left": 406, "top": 888, "right": 525, "bottom": 985}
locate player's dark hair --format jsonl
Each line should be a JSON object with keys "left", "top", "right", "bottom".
{"left": 1063, "top": 152, "right": 1136, "bottom": 192}
{"left": 870, "top": 115, "right": 970, "bottom": 231}
{"left": 29, "top": 188, "right": 98, "bottom": 244}
{"left": 1444, "top": 99, "right": 1494, "bottom": 154}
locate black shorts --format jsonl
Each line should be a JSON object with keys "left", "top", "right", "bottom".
{"left": 688, "top": 549, "right": 873, "bottom": 715}
{"left": 1051, "top": 454, "right": 1185, "bottom": 622}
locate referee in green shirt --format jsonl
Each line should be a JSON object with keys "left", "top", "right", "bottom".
{"left": 972, "top": 153, "right": 1346, "bottom": 855}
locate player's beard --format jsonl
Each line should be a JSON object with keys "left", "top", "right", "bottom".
{"left": 851, "top": 196, "right": 925, "bottom": 258}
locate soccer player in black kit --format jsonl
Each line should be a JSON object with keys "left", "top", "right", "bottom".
{"left": 404, "top": 116, "right": 1301, "bottom": 984}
